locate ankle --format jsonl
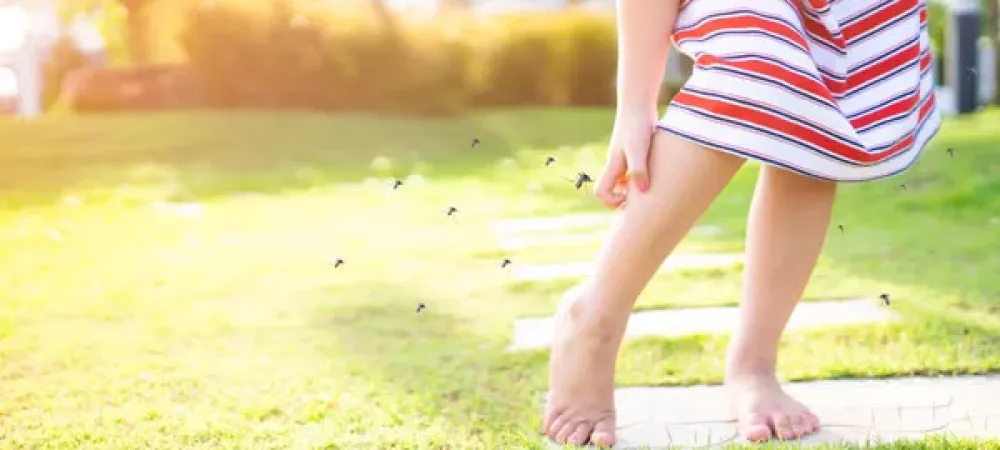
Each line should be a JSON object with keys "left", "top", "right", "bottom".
{"left": 725, "top": 340, "right": 779, "bottom": 383}
{"left": 556, "top": 284, "right": 628, "bottom": 341}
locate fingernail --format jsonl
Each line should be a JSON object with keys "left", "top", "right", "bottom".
{"left": 637, "top": 179, "right": 649, "bottom": 192}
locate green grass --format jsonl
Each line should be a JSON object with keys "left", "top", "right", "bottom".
{"left": 1, "top": 109, "right": 998, "bottom": 448}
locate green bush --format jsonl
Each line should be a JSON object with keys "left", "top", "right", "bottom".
{"left": 468, "top": 11, "right": 617, "bottom": 107}
{"left": 179, "top": 1, "right": 472, "bottom": 116}
{"left": 60, "top": 64, "right": 202, "bottom": 112}
{"left": 42, "top": 37, "right": 90, "bottom": 111}
{"left": 561, "top": 12, "right": 618, "bottom": 106}
{"left": 176, "top": 2, "right": 622, "bottom": 115}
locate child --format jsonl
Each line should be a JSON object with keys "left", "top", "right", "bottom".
{"left": 543, "top": 0, "right": 940, "bottom": 446}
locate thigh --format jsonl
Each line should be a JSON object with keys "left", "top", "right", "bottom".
{"left": 620, "top": 130, "right": 745, "bottom": 231}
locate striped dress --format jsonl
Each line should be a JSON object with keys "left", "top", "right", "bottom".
{"left": 659, "top": 0, "right": 941, "bottom": 182}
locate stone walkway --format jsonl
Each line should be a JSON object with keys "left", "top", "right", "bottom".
{"left": 491, "top": 212, "right": 619, "bottom": 235}
{"left": 497, "top": 213, "right": 999, "bottom": 448}
{"left": 510, "top": 298, "right": 897, "bottom": 350}
{"left": 556, "top": 375, "right": 1000, "bottom": 449}
{"left": 510, "top": 253, "right": 743, "bottom": 282}
{"left": 497, "top": 226, "right": 724, "bottom": 251}
{"left": 491, "top": 212, "right": 722, "bottom": 241}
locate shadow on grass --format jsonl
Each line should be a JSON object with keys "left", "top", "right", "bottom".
{"left": 0, "top": 109, "right": 615, "bottom": 210}
{"left": 312, "top": 281, "right": 551, "bottom": 448}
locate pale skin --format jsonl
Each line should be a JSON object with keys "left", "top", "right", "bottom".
{"left": 542, "top": 0, "right": 837, "bottom": 446}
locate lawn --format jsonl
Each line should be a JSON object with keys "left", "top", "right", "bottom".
{"left": 0, "top": 108, "right": 998, "bottom": 449}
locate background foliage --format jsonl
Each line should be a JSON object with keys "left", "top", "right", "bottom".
{"left": 50, "top": 0, "right": 965, "bottom": 115}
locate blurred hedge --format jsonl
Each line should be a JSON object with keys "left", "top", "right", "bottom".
{"left": 172, "top": 1, "right": 619, "bottom": 116}
{"left": 62, "top": 0, "right": 957, "bottom": 115}
{"left": 57, "top": 64, "right": 201, "bottom": 112}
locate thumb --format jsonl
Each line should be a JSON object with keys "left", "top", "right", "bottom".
{"left": 593, "top": 148, "right": 627, "bottom": 209}
{"left": 622, "top": 136, "right": 652, "bottom": 193}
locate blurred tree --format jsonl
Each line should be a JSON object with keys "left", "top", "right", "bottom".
{"left": 439, "top": 0, "right": 472, "bottom": 11}
{"left": 115, "top": 0, "right": 153, "bottom": 64}
{"left": 61, "top": 0, "right": 148, "bottom": 64}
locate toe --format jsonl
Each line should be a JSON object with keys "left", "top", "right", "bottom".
{"left": 791, "top": 414, "right": 813, "bottom": 436}
{"left": 740, "top": 413, "right": 772, "bottom": 442}
{"left": 589, "top": 416, "right": 616, "bottom": 447}
{"left": 555, "top": 420, "right": 582, "bottom": 444}
{"left": 771, "top": 413, "right": 800, "bottom": 440}
{"left": 566, "top": 421, "right": 594, "bottom": 446}
{"left": 543, "top": 407, "right": 563, "bottom": 435}
{"left": 545, "top": 412, "right": 570, "bottom": 440}
{"left": 807, "top": 412, "right": 821, "bottom": 430}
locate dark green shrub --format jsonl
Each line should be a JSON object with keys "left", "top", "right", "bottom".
{"left": 42, "top": 37, "right": 90, "bottom": 111}
{"left": 60, "top": 64, "right": 201, "bottom": 112}
{"left": 562, "top": 12, "right": 617, "bottom": 106}
{"left": 474, "top": 14, "right": 568, "bottom": 106}
{"left": 179, "top": 0, "right": 471, "bottom": 116}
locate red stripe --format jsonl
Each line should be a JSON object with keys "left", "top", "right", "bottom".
{"left": 842, "top": 0, "right": 918, "bottom": 41}
{"left": 919, "top": 92, "right": 936, "bottom": 122}
{"left": 696, "top": 54, "right": 839, "bottom": 105}
{"left": 807, "top": 0, "right": 829, "bottom": 10}
{"left": 674, "top": 13, "right": 810, "bottom": 53}
{"left": 920, "top": 51, "right": 931, "bottom": 72}
{"left": 849, "top": 93, "right": 919, "bottom": 129}
{"left": 790, "top": 0, "right": 846, "bottom": 52}
{"left": 672, "top": 90, "right": 917, "bottom": 163}
{"left": 800, "top": 13, "right": 846, "bottom": 51}
{"left": 847, "top": 42, "right": 920, "bottom": 90}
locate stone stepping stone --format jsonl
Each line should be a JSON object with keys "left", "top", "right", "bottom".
{"left": 510, "top": 298, "right": 897, "bottom": 351}
{"left": 547, "top": 375, "right": 1000, "bottom": 448}
{"left": 491, "top": 212, "right": 616, "bottom": 235}
{"left": 498, "top": 230, "right": 610, "bottom": 251}
{"left": 497, "top": 226, "right": 723, "bottom": 251}
{"left": 510, "top": 253, "right": 743, "bottom": 282}
{"left": 491, "top": 211, "right": 725, "bottom": 237}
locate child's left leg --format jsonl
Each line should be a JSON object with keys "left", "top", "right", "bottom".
{"left": 725, "top": 164, "right": 837, "bottom": 441}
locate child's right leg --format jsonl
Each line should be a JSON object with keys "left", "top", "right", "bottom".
{"left": 543, "top": 130, "right": 745, "bottom": 446}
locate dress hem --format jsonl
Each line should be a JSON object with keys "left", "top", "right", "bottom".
{"left": 654, "top": 116, "right": 942, "bottom": 184}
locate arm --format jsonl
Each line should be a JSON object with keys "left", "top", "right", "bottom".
{"left": 614, "top": 0, "right": 681, "bottom": 117}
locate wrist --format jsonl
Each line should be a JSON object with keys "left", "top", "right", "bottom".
{"left": 614, "top": 106, "right": 658, "bottom": 123}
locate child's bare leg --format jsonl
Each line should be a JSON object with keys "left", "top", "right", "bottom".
{"left": 725, "top": 165, "right": 836, "bottom": 441}
{"left": 544, "top": 131, "right": 744, "bottom": 446}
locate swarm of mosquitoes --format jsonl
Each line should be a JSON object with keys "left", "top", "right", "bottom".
{"left": 333, "top": 134, "right": 960, "bottom": 314}
{"left": 331, "top": 137, "right": 595, "bottom": 313}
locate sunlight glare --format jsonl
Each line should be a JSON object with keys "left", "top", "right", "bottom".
{"left": 0, "top": 6, "right": 28, "bottom": 53}
{"left": 0, "top": 67, "right": 18, "bottom": 98}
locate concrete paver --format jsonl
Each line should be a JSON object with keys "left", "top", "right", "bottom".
{"left": 510, "top": 298, "right": 897, "bottom": 350}
{"left": 545, "top": 376, "right": 1000, "bottom": 448}
{"left": 491, "top": 212, "right": 723, "bottom": 237}
{"left": 491, "top": 212, "right": 618, "bottom": 235}
{"left": 510, "top": 253, "right": 743, "bottom": 282}
{"left": 496, "top": 225, "right": 723, "bottom": 251}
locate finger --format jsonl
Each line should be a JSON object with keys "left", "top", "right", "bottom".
{"left": 593, "top": 150, "right": 627, "bottom": 209}
{"left": 622, "top": 134, "right": 653, "bottom": 193}
{"left": 613, "top": 173, "right": 628, "bottom": 196}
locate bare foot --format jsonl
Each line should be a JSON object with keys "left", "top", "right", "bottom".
{"left": 726, "top": 376, "right": 821, "bottom": 442}
{"left": 543, "top": 286, "right": 620, "bottom": 447}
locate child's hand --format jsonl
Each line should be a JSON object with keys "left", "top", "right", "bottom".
{"left": 594, "top": 111, "right": 657, "bottom": 209}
